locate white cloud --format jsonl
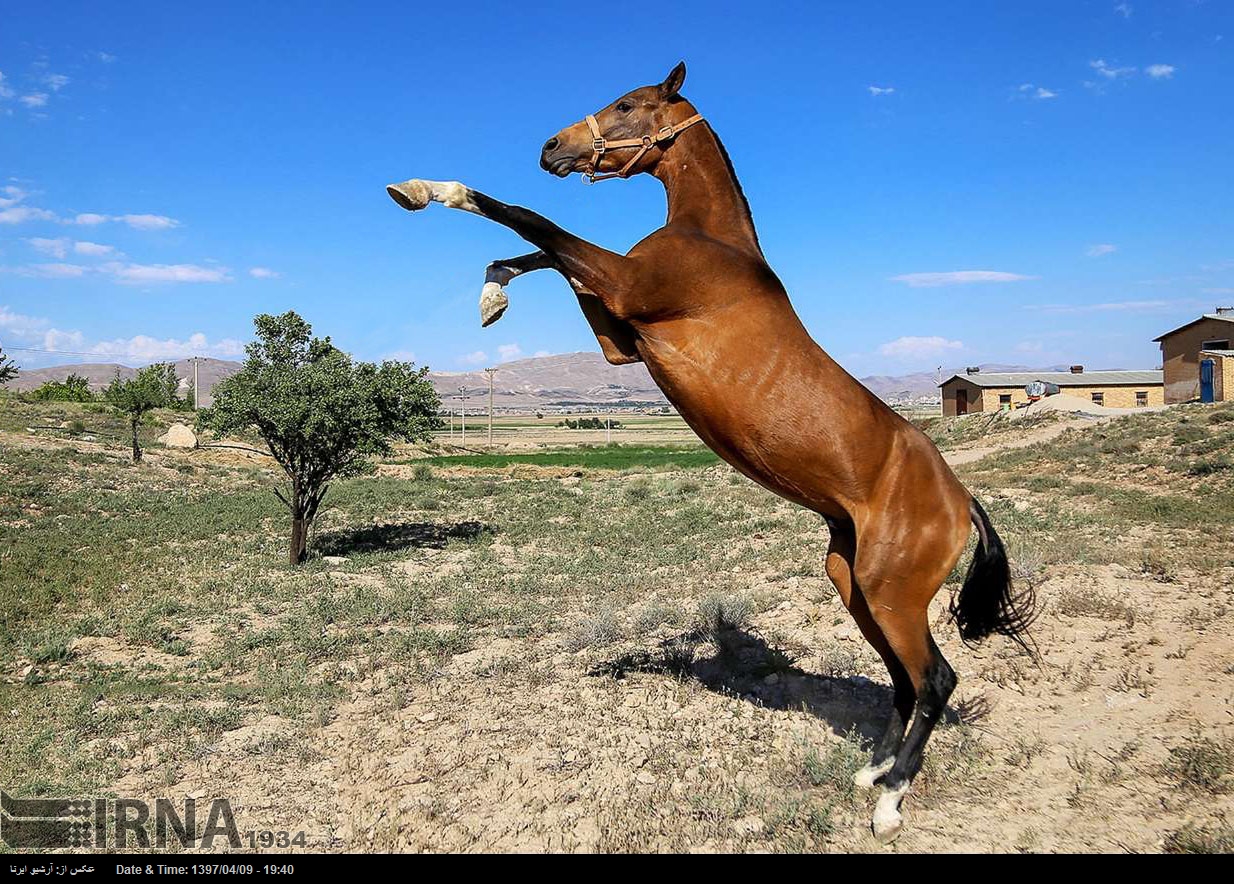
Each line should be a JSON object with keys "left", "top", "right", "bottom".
{"left": 74, "top": 241, "right": 118, "bottom": 257}
{"left": 458, "top": 350, "right": 488, "bottom": 366}
{"left": 496, "top": 343, "right": 523, "bottom": 362}
{"left": 120, "top": 213, "right": 178, "bottom": 230}
{"left": 95, "top": 52, "right": 116, "bottom": 64}
{"left": 534, "top": 350, "right": 551, "bottom": 358}
{"left": 1090, "top": 59, "right": 1135, "bottom": 80}
{"left": 890, "top": 270, "right": 1036, "bottom": 288}
{"left": 1201, "top": 288, "right": 1234, "bottom": 295}
{"left": 0, "top": 305, "right": 50, "bottom": 337}
{"left": 383, "top": 349, "right": 417, "bottom": 363}
{"left": 25, "top": 237, "right": 70, "bottom": 258}
{"left": 4, "top": 259, "right": 231, "bottom": 284}
{"left": 68, "top": 212, "right": 180, "bottom": 230}
{"left": 42, "top": 328, "right": 84, "bottom": 351}
{"left": 0, "top": 203, "right": 57, "bottom": 224}
{"left": 0, "top": 71, "right": 13, "bottom": 100}
{"left": 24, "top": 238, "right": 118, "bottom": 259}
{"left": 0, "top": 305, "right": 242, "bottom": 362}
{"left": 0, "top": 185, "right": 27, "bottom": 208}
{"left": 1017, "top": 84, "right": 1058, "bottom": 100}
{"left": 248, "top": 267, "right": 281, "bottom": 279}
{"left": 28, "top": 263, "right": 89, "bottom": 278}
{"left": 1146, "top": 64, "right": 1175, "bottom": 79}
{"left": 88, "top": 332, "right": 244, "bottom": 362}
{"left": 1115, "top": 3, "right": 1132, "bottom": 18}
{"left": 19, "top": 93, "right": 48, "bottom": 108}
{"left": 102, "top": 262, "right": 230, "bottom": 284}
{"left": 1, "top": 206, "right": 56, "bottom": 223}
{"left": 1086, "top": 243, "right": 1118, "bottom": 257}
{"left": 878, "top": 336, "right": 964, "bottom": 359}
{"left": 868, "top": 85, "right": 895, "bottom": 96}
{"left": 42, "top": 73, "right": 69, "bottom": 92}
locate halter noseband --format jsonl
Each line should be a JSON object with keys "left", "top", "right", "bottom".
{"left": 583, "top": 112, "right": 705, "bottom": 182}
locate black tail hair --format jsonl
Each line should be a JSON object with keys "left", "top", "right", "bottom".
{"left": 950, "top": 497, "right": 1037, "bottom": 654}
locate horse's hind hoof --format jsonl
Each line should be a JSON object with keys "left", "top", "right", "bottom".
{"left": 854, "top": 758, "right": 894, "bottom": 791}
{"left": 872, "top": 810, "right": 903, "bottom": 844}
{"left": 387, "top": 179, "right": 433, "bottom": 211}
{"left": 480, "top": 282, "right": 509, "bottom": 327}
{"left": 871, "top": 782, "right": 909, "bottom": 845}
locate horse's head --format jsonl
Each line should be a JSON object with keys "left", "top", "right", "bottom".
{"left": 540, "top": 62, "right": 703, "bottom": 182}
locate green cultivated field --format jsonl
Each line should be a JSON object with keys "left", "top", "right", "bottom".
{"left": 415, "top": 444, "right": 720, "bottom": 470}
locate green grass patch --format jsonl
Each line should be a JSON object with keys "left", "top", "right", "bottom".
{"left": 412, "top": 444, "right": 721, "bottom": 471}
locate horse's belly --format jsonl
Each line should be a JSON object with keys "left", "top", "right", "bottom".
{"left": 635, "top": 339, "right": 850, "bottom": 515}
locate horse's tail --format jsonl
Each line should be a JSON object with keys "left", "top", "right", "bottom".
{"left": 950, "top": 497, "right": 1037, "bottom": 653}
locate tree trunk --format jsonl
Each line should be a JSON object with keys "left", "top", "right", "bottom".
{"left": 130, "top": 418, "right": 142, "bottom": 463}
{"left": 289, "top": 516, "right": 307, "bottom": 565}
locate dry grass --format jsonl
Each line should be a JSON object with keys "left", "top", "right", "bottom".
{"left": 2, "top": 399, "right": 1233, "bottom": 852}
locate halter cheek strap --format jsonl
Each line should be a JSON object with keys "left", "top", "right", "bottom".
{"left": 583, "top": 112, "right": 705, "bottom": 183}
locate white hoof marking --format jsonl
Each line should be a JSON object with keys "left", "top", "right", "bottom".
{"left": 854, "top": 757, "right": 894, "bottom": 791}
{"left": 871, "top": 782, "right": 909, "bottom": 844}
{"left": 480, "top": 282, "right": 509, "bottom": 327}
{"left": 386, "top": 179, "right": 481, "bottom": 215}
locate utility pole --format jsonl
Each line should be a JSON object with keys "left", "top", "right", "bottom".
{"left": 483, "top": 367, "right": 497, "bottom": 448}
{"left": 193, "top": 357, "right": 200, "bottom": 410}
{"left": 457, "top": 386, "right": 470, "bottom": 446}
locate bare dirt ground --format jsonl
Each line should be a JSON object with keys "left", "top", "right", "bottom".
{"left": 4, "top": 400, "right": 1233, "bottom": 853}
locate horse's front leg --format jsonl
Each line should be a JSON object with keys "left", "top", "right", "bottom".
{"left": 387, "top": 179, "right": 633, "bottom": 303}
{"left": 477, "top": 250, "right": 642, "bottom": 365}
{"left": 480, "top": 251, "right": 552, "bottom": 327}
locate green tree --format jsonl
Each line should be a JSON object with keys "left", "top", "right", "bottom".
{"left": 199, "top": 311, "right": 441, "bottom": 565}
{"left": 0, "top": 347, "right": 18, "bottom": 387}
{"left": 104, "top": 364, "right": 177, "bottom": 463}
{"left": 29, "top": 373, "right": 95, "bottom": 402}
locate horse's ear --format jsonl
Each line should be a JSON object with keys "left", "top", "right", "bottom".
{"left": 659, "top": 62, "right": 686, "bottom": 99}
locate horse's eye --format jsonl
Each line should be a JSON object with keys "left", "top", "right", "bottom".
{"left": 616, "top": 102, "right": 632, "bottom": 113}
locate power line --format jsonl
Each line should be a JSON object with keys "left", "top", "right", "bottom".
{"left": 0, "top": 344, "right": 212, "bottom": 361}
{"left": 0, "top": 345, "right": 116, "bottom": 358}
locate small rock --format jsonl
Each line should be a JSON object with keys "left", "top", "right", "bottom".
{"left": 731, "top": 816, "right": 765, "bottom": 836}
{"left": 417, "top": 712, "right": 439, "bottom": 723}
{"left": 763, "top": 673, "right": 780, "bottom": 686}
{"left": 322, "top": 555, "right": 347, "bottom": 566}
{"left": 635, "top": 771, "right": 656, "bottom": 785}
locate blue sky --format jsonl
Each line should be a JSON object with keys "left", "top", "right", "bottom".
{"left": 2, "top": 1, "right": 1231, "bottom": 378}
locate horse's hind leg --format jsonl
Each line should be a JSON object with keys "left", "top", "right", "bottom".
{"left": 859, "top": 575, "right": 957, "bottom": 843}
{"left": 824, "top": 519, "right": 916, "bottom": 789}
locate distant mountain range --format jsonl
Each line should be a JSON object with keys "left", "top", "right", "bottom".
{"left": 6, "top": 353, "right": 1077, "bottom": 410}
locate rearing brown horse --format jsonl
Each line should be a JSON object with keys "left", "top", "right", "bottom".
{"left": 387, "top": 62, "right": 1034, "bottom": 844}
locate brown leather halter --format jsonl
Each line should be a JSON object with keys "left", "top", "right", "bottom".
{"left": 583, "top": 112, "right": 705, "bottom": 182}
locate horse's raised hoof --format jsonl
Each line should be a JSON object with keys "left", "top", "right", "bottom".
{"left": 480, "top": 282, "right": 509, "bottom": 327}
{"left": 854, "top": 758, "right": 894, "bottom": 791}
{"left": 871, "top": 782, "right": 909, "bottom": 845}
{"left": 386, "top": 179, "right": 433, "bottom": 212}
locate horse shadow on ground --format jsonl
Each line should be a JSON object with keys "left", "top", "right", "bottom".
{"left": 316, "top": 520, "right": 488, "bottom": 556}
{"left": 591, "top": 626, "right": 980, "bottom": 742}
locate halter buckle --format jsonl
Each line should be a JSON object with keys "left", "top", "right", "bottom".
{"left": 657, "top": 126, "right": 675, "bottom": 141}
{"left": 592, "top": 137, "right": 605, "bottom": 152}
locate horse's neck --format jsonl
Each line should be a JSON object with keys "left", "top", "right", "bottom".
{"left": 653, "top": 125, "right": 762, "bottom": 257}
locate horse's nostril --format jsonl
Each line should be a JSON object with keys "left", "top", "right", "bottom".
{"left": 543, "top": 137, "right": 559, "bottom": 153}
